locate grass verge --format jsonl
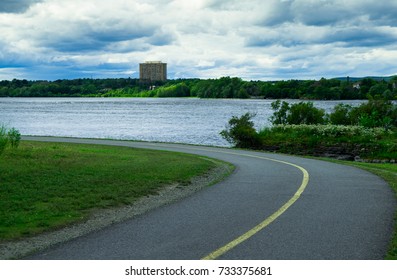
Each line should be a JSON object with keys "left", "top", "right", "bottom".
{"left": 319, "top": 159, "right": 397, "bottom": 260}
{"left": 0, "top": 141, "right": 223, "bottom": 241}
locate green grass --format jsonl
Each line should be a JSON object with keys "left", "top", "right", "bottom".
{"left": 319, "top": 159, "right": 397, "bottom": 259}
{"left": 0, "top": 141, "right": 221, "bottom": 241}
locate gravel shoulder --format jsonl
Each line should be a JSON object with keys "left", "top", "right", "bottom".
{"left": 0, "top": 159, "right": 234, "bottom": 260}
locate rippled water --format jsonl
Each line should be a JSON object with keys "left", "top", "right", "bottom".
{"left": 0, "top": 98, "right": 364, "bottom": 147}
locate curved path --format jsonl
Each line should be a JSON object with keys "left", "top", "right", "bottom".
{"left": 23, "top": 136, "right": 395, "bottom": 260}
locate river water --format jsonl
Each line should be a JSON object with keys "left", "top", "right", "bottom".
{"left": 0, "top": 98, "right": 364, "bottom": 147}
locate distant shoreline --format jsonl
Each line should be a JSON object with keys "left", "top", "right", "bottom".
{"left": 1, "top": 76, "right": 395, "bottom": 99}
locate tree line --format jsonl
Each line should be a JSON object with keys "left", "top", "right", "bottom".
{"left": 1, "top": 76, "right": 396, "bottom": 100}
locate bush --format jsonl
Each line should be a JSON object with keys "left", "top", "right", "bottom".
{"left": 8, "top": 127, "right": 21, "bottom": 148}
{"left": 268, "top": 124, "right": 388, "bottom": 140}
{"left": 0, "top": 125, "right": 21, "bottom": 155}
{"left": 257, "top": 124, "right": 395, "bottom": 159}
{"left": 0, "top": 126, "right": 8, "bottom": 155}
{"left": 350, "top": 99, "right": 397, "bottom": 128}
{"left": 270, "top": 100, "right": 326, "bottom": 125}
{"left": 269, "top": 100, "right": 290, "bottom": 125}
{"left": 220, "top": 113, "right": 261, "bottom": 148}
{"left": 329, "top": 104, "right": 354, "bottom": 125}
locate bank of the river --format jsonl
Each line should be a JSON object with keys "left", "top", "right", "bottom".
{"left": 0, "top": 141, "right": 233, "bottom": 259}
{"left": 257, "top": 125, "right": 397, "bottom": 161}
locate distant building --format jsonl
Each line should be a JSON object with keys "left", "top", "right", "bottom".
{"left": 139, "top": 61, "right": 167, "bottom": 83}
{"left": 353, "top": 82, "right": 361, "bottom": 90}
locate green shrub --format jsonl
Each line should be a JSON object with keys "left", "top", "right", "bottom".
{"left": 329, "top": 104, "right": 354, "bottom": 125}
{"left": 270, "top": 100, "right": 326, "bottom": 125}
{"left": 350, "top": 99, "right": 397, "bottom": 128}
{"left": 268, "top": 124, "right": 388, "bottom": 140}
{"left": 288, "top": 102, "right": 326, "bottom": 125}
{"left": 220, "top": 113, "right": 261, "bottom": 148}
{"left": 270, "top": 100, "right": 290, "bottom": 125}
{"left": 257, "top": 124, "right": 395, "bottom": 159}
{"left": 0, "top": 126, "right": 8, "bottom": 155}
{"left": 8, "top": 127, "right": 21, "bottom": 148}
{"left": 0, "top": 125, "right": 21, "bottom": 155}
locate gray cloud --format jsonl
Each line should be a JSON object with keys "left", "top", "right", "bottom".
{"left": 1, "top": 0, "right": 397, "bottom": 80}
{"left": 41, "top": 25, "right": 157, "bottom": 53}
{"left": 324, "top": 28, "right": 397, "bottom": 47}
{"left": 147, "top": 29, "right": 176, "bottom": 46}
{"left": 203, "top": 0, "right": 241, "bottom": 10}
{"left": 290, "top": 1, "right": 355, "bottom": 27}
{"left": 250, "top": 0, "right": 397, "bottom": 28}
{"left": 0, "top": 0, "right": 42, "bottom": 13}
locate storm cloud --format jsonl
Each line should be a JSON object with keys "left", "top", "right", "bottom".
{"left": 0, "top": 0, "right": 396, "bottom": 80}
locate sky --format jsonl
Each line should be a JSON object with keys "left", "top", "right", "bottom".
{"left": 1, "top": 0, "right": 397, "bottom": 81}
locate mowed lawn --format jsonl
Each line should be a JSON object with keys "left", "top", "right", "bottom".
{"left": 0, "top": 141, "right": 218, "bottom": 240}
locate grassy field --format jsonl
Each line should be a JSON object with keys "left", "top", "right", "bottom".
{"left": 0, "top": 141, "right": 221, "bottom": 241}
{"left": 321, "top": 159, "right": 397, "bottom": 259}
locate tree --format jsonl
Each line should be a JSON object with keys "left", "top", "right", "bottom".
{"left": 270, "top": 100, "right": 290, "bottom": 125}
{"left": 350, "top": 99, "right": 397, "bottom": 128}
{"left": 329, "top": 104, "right": 353, "bottom": 125}
{"left": 220, "top": 113, "right": 261, "bottom": 148}
{"left": 270, "top": 101, "right": 326, "bottom": 125}
{"left": 287, "top": 102, "right": 326, "bottom": 125}
{"left": 368, "top": 83, "right": 389, "bottom": 98}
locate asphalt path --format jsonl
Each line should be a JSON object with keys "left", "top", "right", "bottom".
{"left": 23, "top": 136, "right": 396, "bottom": 260}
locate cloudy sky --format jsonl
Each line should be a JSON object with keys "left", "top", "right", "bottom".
{"left": 1, "top": 0, "right": 396, "bottom": 81}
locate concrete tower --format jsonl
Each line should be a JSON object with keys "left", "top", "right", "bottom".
{"left": 139, "top": 61, "right": 167, "bottom": 83}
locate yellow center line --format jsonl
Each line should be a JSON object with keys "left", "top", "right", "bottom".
{"left": 148, "top": 144, "right": 310, "bottom": 260}
{"left": 200, "top": 150, "right": 309, "bottom": 260}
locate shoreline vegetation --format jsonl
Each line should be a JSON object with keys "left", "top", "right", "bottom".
{"left": 1, "top": 76, "right": 397, "bottom": 100}
{"left": 221, "top": 99, "right": 397, "bottom": 161}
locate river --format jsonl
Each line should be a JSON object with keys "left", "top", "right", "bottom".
{"left": 0, "top": 98, "right": 364, "bottom": 147}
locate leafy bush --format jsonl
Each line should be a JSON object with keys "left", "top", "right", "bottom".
{"left": 329, "top": 99, "right": 397, "bottom": 128}
{"left": 257, "top": 124, "right": 396, "bottom": 159}
{"left": 0, "top": 125, "right": 21, "bottom": 155}
{"left": 351, "top": 99, "right": 397, "bottom": 128}
{"left": 269, "top": 100, "right": 290, "bottom": 125}
{"left": 329, "top": 104, "right": 354, "bottom": 125}
{"left": 7, "top": 127, "right": 21, "bottom": 148}
{"left": 270, "top": 100, "right": 326, "bottom": 125}
{"left": 0, "top": 126, "right": 8, "bottom": 155}
{"left": 220, "top": 113, "right": 261, "bottom": 148}
{"left": 269, "top": 124, "right": 388, "bottom": 140}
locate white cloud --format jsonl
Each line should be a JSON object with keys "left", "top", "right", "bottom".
{"left": 0, "top": 0, "right": 396, "bottom": 80}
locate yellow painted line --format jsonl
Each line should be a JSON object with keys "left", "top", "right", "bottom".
{"left": 145, "top": 144, "right": 310, "bottom": 260}
{"left": 194, "top": 149, "right": 309, "bottom": 260}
